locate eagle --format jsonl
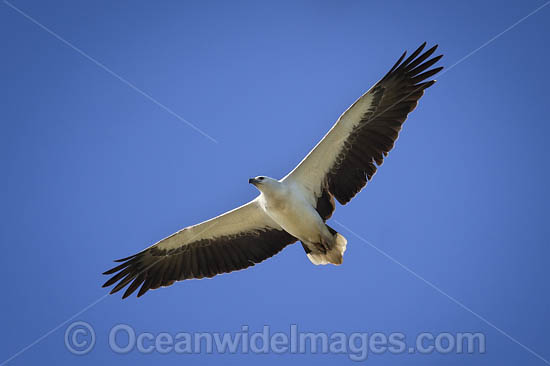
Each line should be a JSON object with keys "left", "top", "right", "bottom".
{"left": 103, "top": 43, "right": 443, "bottom": 298}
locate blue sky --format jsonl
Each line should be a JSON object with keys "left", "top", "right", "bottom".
{"left": 1, "top": 0, "right": 549, "bottom": 365}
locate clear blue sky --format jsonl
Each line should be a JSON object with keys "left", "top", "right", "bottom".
{"left": 1, "top": 0, "right": 549, "bottom": 365}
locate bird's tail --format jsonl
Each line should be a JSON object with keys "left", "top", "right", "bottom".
{"left": 305, "top": 225, "right": 348, "bottom": 265}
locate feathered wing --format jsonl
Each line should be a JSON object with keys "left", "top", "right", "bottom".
{"left": 283, "top": 43, "right": 443, "bottom": 219}
{"left": 103, "top": 199, "right": 296, "bottom": 298}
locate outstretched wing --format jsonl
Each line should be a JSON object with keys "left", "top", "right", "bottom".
{"left": 103, "top": 199, "right": 296, "bottom": 298}
{"left": 284, "top": 43, "right": 443, "bottom": 220}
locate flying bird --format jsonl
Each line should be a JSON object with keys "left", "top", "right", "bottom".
{"left": 103, "top": 43, "right": 443, "bottom": 298}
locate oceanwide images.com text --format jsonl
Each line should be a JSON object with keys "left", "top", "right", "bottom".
{"left": 65, "top": 322, "right": 486, "bottom": 360}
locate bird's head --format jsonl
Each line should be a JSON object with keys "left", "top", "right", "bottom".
{"left": 248, "top": 176, "right": 278, "bottom": 192}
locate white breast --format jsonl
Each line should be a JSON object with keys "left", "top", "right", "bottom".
{"left": 259, "top": 181, "right": 327, "bottom": 243}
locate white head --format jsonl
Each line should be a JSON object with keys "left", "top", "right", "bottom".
{"left": 248, "top": 176, "right": 280, "bottom": 194}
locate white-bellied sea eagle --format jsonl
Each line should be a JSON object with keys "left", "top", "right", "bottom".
{"left": 103, "top": 43, "right": 443, "bottom": 298}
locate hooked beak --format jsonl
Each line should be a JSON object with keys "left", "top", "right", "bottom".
{"left": 249, "top": 178, "right": 258, "bottom": 185}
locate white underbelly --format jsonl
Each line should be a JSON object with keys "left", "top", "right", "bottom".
{"left": 262, "top": 196, "right": 327, "bottom": 243}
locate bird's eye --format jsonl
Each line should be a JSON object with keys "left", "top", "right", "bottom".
{"left": 259, "top": 177, "right": 264, "bottom": 180}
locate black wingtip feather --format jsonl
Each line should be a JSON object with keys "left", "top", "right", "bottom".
{"left": 410, "top": 66, "right": 444, "bottom": 84}
{"left": 102, "top": 261, "right": 129, "bottom": 275}
{"left": 122, "top": 274, "right": 146, "bottom": 299}
{"left": 137, "top": 283, "right": 150, "bottom": 298}
{"left": 401, "top": 42, "right": 427, "bottom": 68}
{"left": 109, "top": 286, "right": 121, "bottom": 295}
{"left": 386, "top": 50, "right": 407, "bottom": 77}
{"left": 114, "top": 254, "right": 137, "bottom": 262}
{"left": 416, "top": 80, "right": 437, "bottom": 90}
{"left": 409, "top": 54, "right": 443, "bottom": 76}
{"left": 102, "top": 268, "right": 130, "bottom": 287}
{"left": 404, "top": 44, "right": 439, "bottom": 72}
